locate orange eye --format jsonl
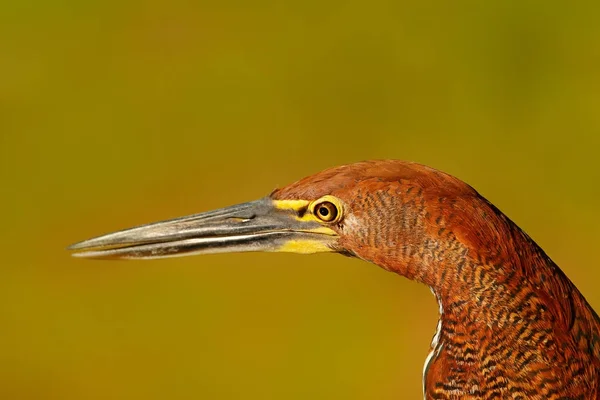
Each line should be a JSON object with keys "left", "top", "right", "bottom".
{"left": 314, "top": 201, "right": 339, "bottom": 222}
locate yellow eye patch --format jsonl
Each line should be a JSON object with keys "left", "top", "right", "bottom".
{"left": 273, "top": 197, "right": 344, "bottom": 224}
{"left": 272, "top": 199, "right": 311, "bottom": 212}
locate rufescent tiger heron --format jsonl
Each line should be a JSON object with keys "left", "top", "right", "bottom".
{"left": 69, "top": 160, "right": 600, "bottom": 399}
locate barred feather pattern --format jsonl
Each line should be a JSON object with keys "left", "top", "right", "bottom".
{"left": 273, "top": 160, "right": 600, "bottom": 399}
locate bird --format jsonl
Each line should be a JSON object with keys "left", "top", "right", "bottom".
{"left": 69, "top": 160, "right": 600, "bottom": 399}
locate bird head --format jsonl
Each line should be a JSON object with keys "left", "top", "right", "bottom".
{"left": 69, "top": 160, "right": 490, "bottom": 284}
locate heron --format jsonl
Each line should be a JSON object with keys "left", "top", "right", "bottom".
{"left": 69, "top": 160, "right": 600, "bottom": 399}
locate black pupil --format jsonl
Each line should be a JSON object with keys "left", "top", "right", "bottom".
{"left": 319, "top": 206, "right": 329, "bottom": 217}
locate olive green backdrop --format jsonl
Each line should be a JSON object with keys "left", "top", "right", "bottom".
{"left": 2, "top": 1, "right": 599, "bottom": 399}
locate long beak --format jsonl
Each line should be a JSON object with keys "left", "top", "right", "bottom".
{"left": 68, "top": 197, "right": 338, "bottom": 260}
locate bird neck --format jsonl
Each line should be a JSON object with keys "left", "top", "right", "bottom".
{"left": 337, "top": 179, "right": 600, "bottom": 396}
{"left": 390, "top": 194, "right": 600, "bottom": 364}
{"left": 352, "top": 191, "right": 600, "bottom": 350}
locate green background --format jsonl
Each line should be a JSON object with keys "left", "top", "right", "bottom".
{"left": 2, "top": 1, "right": 600, "bottom": 399}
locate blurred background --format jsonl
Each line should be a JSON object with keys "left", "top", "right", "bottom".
{"left": 2, "top": 1, "right": 600, "bottom": 399}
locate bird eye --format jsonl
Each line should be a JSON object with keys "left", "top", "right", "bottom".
{"left": 312, "top": 197, "right": 342, "bottom": 223}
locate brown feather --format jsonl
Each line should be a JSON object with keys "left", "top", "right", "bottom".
{"left": 273, "top": 160, "right": 600, "bottom": 399}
